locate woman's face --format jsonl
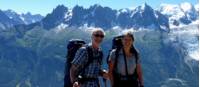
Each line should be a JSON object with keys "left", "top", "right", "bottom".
{"left": 122, "top": 35, "right": 133, "bottom": 48}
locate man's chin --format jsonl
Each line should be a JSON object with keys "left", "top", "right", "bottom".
{"left": 92, "top": 42, "right": 100, "bottom": 45}
{"left": 97, "top": 42, "right": 102, "bottom": 44}
{"left": 94, "top": 41, "right": 102, "bottom": 44}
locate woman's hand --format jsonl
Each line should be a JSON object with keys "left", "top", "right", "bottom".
{"left": 137, "top": 64, "right": 144, "bottom": 87}
{"left": 73, "top": 82, "right": 80, "bottom": 87}
{"left": 102, "top": 70, "right": 110, "bottom": 79}
{"left": 102, "top": 72, "right": 109, "bottom": 79}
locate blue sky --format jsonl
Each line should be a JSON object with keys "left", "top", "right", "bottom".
{"left": 0, "top": 0, "right": 198, "bottom": 16}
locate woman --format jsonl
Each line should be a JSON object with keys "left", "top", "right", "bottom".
{"left": 109, "top": 32, "right": 144, "bottom": 87}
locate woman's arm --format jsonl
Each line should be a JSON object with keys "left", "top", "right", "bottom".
{"left": 137, "top": 64, "right": 144, "bottom": 86}
{"left": 109, "top": 61, "right": 114, "bottom": 87}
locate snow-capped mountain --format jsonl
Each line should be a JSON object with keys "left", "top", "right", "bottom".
{"left": 21, "top": 12, "right": 43, "bottom": 24}
{"left": 180, "top": 2, "right": 198, "bottom": 20}
{"left": 17, "top": 5, "right": 69, "bottom": 30}
{"left": 0, "top": 10, "right": 19, "bottom": 29}
{"left": 159, "top": 2, "right": 198, "bottom": 28}
{"left": 41, "top": 5, "right": 68, "bottom": 29}
{"left": 2, "top": 2, "right": 198, "bottom": 31}
{"left": 21, "top": 4, "right": 169, "bottom": 31}
{"left": 68, "top": 3, "right": 169, "bottom": 31}
{"left": 129, "top": 3, "right": 169, "bottom": 31}
{"left": 3, "top": 10, "right": 24, "bottom": 24}
{"left": 168, "top": 23, "right": 199, "bottom": 60}
{"left": 3, "top": 9, "right": 43, "bottom": 25}
{"left": 159, "top": 2, "right": 199, "bottom": 61}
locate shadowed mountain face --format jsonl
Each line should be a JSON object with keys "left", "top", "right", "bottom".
{"left": 0, "top": 10, "right": 19, "bottom": 29}
{"left": 42, "top": 5, "right": 68, "bottom": 29}
{"left": 3, "top": 10, "right": 43, "bottom": 25}
{"left": 0, "top": 10, "right": 43, "bottom": 30}
{"left": 12, "top": 3, "right": 169, "bottom": 32}
{"left": 0, "top": 2, "right": 198, "bottom": 87}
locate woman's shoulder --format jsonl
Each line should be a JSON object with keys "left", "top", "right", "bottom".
{"left": 110, "top": 49, "right": 121, "bottom": 55}
{"left": 110, "top": 48, "right": 122, "bottom": 58}
{"left": 111, "top": 49, "right": 117, "bottom": 53}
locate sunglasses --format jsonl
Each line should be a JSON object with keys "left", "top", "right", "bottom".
{"left": 93, "top": 34, "right": 104, "bottom": 38}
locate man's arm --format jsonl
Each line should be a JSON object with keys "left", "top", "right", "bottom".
{"left": 70, "top": 47, "right": 87, "bottom": 83}
{"left": 70, "top": 64, "right": 78, "bottom": 83}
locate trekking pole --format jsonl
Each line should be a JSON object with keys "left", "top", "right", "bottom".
{"left": 102, "top": 69, "right": 108, "bottom": 87}
{"left": 103, "top": 78, "right": 107, "bottom": 87}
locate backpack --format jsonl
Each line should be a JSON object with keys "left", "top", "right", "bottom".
{"left": 64, "top": 39, "right": 86, "bottom": 87}
{"left": 112, "top": 35, "right": 123, "bottom": 49}
{"left": 106, "top": 36, "right": 123, "bottom": 63}
{"left": 64, "top": 39, "right": 103, "bottom": 87}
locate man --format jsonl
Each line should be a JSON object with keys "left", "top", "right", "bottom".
{"left": 70, "top": 28, "right": 108, "bottom": 87}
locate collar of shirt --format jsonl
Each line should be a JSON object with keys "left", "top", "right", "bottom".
{"left": 88, "top": 43, "right": 101, "bottom": 51}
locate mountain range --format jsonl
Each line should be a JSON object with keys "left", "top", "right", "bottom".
{"left": 13, "top": 4, "right": 170, "bottom": 32}
{"left": 159, "top": 2, "right": 199, "bottom": 27}
{"left": 0, "top": 2, "right": 198, "bottom": 32}
{"left": 0, "top": 9, "right": 43, "bottom": 29}
{"left": 4, "top": 10, "right": 43, "bottom": 25}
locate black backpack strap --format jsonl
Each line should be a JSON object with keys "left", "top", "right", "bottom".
{"left": 114, "top": 47, "right": 139, "bottom": 76}
{"left": 81, "top": 45, "right": 93, "bottom": 73}
{"left": 98, "top": 50, "right": 103, "bottom": 65}
{"left": 134, "top": 52, "right": 139, "bottom": 78}
{"left": 135, "top": 53, "right": 139, "bottom": 64}
{"left": 79, "top": 45, "right": 103, "bottom": 75}
{"left": 86, "top": 46, "right": 103, "bottom": 66}
{"left": 122, "top": 49, "right": 129, "bottom": 76}
{"left": 113, "top": 48, "right": 120, "bottom": 73}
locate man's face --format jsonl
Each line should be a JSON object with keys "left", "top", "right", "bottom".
{"left": 92, "top": 31, "right": 104, "bottom": 45}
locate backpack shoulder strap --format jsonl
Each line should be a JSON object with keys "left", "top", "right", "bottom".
{"left": 114, "top": 48, "right": 139, "bottom": 75}
{"left": 134, "top": 52, "right": 139, "bottom": 79}
{"left": 113, "top": 48, "right": 120, "bottom": 72}
{"left": 98, "top": 49, "right": 103, "bottom": 64}
{"left": 122, "top": 49, "right": 129, "bottom": 76}
{"left": 82, "top": 45, "right": 93, "bottom": 70}
{"left": 86, "top": 45, "right": 103, "bottom": 64}
{"left": 135, "top": 53, "right": 139, "bottom": 64}
{"left": 80, "top": 45, "right": 103, "bottom": 74}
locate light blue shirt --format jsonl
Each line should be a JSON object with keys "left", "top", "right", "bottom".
{"left": 109, "top": 49, "right": 140, "bottom": 75}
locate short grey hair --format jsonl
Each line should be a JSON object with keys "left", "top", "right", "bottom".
{"left": 91, "top": 28, "right": 106, "bottom": 36}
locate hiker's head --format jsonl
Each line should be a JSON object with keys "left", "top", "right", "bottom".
{"left": 122, "top": 31, "right": 134, "bottom": 48}
{"left": 91, "top": 28, "right": 105, "bottom": 45}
